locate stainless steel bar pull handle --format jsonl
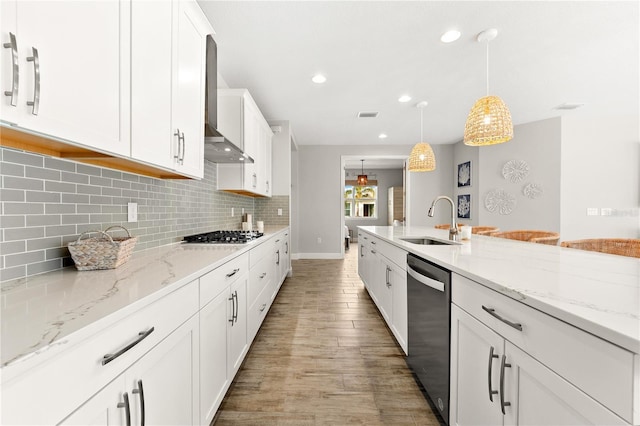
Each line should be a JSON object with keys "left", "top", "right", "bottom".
{"left": 233, "top": 290, "right": 239, "bottom": 323}
{"left": 4, "top": 32, "right": 18, "bottom": 106}
{"left": 174, "top": 129, "right": 184, "bottom": 164}
{"left": 276, "top": 249, "right": 280, "bottom": 265}
{"left": 228, "top": 293, "right": 235, "bottom": 325}
{"left": 360, "top": 245, "right": 364, "bottom": 257}
{"left": 285, "top": 242, "right": 288, "bottom": 254}
{"left": 252, "top": 172, "right": 257, "bottom": 188}
{"left": 117, "top": 392, "right": 132, "bottom": 426}
{"left": 500, "top": 355, "right": 512, "bottom": 415}
{"left": 482, "top": 306, "right": 523, "bottom": 331}
{"left": 102, "top": 327, "right": 155, "bottom": 365}
{"left": 226, "top": 268, "right": 239, "bottom": 278}
{"left": 487, "top": 346, "right": 499, "bottom": 402}
{"left": 386, "top": 266, "right": 391, "bottom": 288}
{"left": 26, "top": 47, "right": 39, "bottom": 115}
{"left": 259, "top": 303, "right": 267, "bottom": 312}
{"left": 132, "top": 379, "right": 145, "bottom": 426}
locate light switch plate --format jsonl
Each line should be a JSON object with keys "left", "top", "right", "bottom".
{"left": 127, "top": 202, "right": 138, "bottom": 222}
{"left": 601, "top": 208, "right": 613, "bottom": 216}
{"left": 277, "top": 208, "right": 282, "bottom": 216}
{"left": 586, "top": 208, "right": 599, "bottom": 216}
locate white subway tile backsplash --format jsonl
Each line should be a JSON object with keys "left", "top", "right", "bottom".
{"left": 1, "top": 146, "right": 284, "bottom": 281}
{"left": 4, "top": 176, "right": 44, "bottom": 191}
{"left": 4, "top": 203, "right": 44, "bottom": 215}
{"left": 26, "top": 191, "right": 61, "bottom": 203}
{"left": 3, "top": 150, "right": 43, "bottom": 167}
{"left": 1, "top": 190, "right": 25, "bottom": 202}
{"left": 5, "top": 251, "right": 44, "bottom": 267}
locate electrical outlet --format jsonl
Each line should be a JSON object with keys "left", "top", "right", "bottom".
{"left": 586, "top": 208, "right": 599, "bottom": 216}
{"left": 277, "top": 208, "right": 282, "bottom": 216}
{"left": 231, "top": 207, "right": 234, "bottom": 217}
{"left": 242, "top": 208, "right": 245, "bottom": 214}
{"left": 601, "top": 208, "right": 613, "bottom": 216}
{"left": 317, "top": 237, "right": 322, "bottom": 244}
{"left": 127, "top": 202, "right": 138, "bottom": 222}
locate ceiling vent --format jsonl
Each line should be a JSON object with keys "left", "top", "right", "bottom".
{"left": 553, "top": 102, "right": 584, "bottom": 110}
{"left": 358, "top": 111, "right": 379, "bottom": 118}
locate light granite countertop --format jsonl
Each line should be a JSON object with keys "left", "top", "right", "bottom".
{"left": 359, "top": 226, "right": 640, "bottom": 355}
{"left": 1, "top": 225, "right": 288, "bottom": 373}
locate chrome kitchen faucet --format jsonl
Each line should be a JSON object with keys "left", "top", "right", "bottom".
{"left": 428, "top": 196, "right": 460, "bottom": 241}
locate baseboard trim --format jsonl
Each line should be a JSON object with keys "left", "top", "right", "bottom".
{"left": 292, "top": 253, "right": 343, "bottom": 260}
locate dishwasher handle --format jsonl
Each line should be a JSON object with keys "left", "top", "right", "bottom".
{"left": 407, "top": 264, "right": 445, "bottom": 292}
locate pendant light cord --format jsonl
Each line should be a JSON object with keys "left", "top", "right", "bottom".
{"left": 420, "top": 107, "right": 424, "bottom": 142}
{"left": 486, "top": 40, "right": 490, "bottom": 96}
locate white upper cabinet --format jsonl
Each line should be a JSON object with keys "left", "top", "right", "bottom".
{"left": 0, "top": 0, "right": 131, "bottom": 156}
{"left": 131, "top": 0, "right": 210, "bottom": 179}
{"left": 217, "top": 89, "right": 273, "bottom": 197}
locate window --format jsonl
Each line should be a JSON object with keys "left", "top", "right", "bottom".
{"left": 344, "top": 184, "right": 377, "bottom": 218}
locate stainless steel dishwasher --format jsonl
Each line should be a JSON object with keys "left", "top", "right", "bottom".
{"left": 406, "top": 253, "right": 451, "bottom": 425}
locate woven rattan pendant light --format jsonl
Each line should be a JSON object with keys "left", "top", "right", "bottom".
{"left": 464, "top": 29, "right": 513, "bottom": 146}
{"left": 408, "top": 101, "right": 436, "bottom": 172}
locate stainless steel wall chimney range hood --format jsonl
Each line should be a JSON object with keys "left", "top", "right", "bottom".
{"left": 204, "top": 36, "right": 254, "bottom": 163}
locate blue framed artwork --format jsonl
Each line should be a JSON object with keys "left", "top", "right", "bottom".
{"left": 457, "top": 161, "right": 471, "bottom": 187}
{"left": 457, "top": 194, "right": 471, "bottom": 219}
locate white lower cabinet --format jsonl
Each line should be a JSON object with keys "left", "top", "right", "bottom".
{"left": 356, "top": 230, "right": 408, "bottom": 354}
{"left": 199, "top": 265, "right": 248, "bottom": 426}
{"left": 450, "top": 304, "right": 627, "bottom": 426}
{"left": 61, "top": 315, "right": 200, "bottom": 426}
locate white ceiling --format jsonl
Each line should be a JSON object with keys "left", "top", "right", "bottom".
{"left": 199, "top": 1, "right": 639, "bottom": 147}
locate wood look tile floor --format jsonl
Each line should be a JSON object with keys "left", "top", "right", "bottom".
{"left": 213, "top": 247, "right": 441, "bottom": 425}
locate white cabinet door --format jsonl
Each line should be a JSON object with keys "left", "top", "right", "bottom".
{"left": 2, "top": 0, "right": 130, "bottom": 156}
{"left": 389, "top": 259, "right": 407, "bottom": 354}
{"left": 171, "top": 0, "right": 206, "bottom": 178}
{"left": 504, "top": 342, "right": 627, "bottom": 426}
{"left": 130, "top": 0, "right": 173, "bottom": 169}
{"left": 131, "top": 0, "right": 207, "bottom": 178}
{"left": 59, "top": 378, "right": 126, "bottom": 426}
{"left": 200, "top": 289, "right": 231, "bottom": 425}
{"left": 450, "top": 304, "right": 505, "bottom": 426}
{"left": 377, "top": 256, "right": 392, "bottom": 324}
{"left": 228, "top": 274, "right": 248, "bottom": 377}
{"left": 127, "top": 315, "right": 199, "bottom": 426}
{"left": 0, "top": 0, "right": 19, "bottom": 126}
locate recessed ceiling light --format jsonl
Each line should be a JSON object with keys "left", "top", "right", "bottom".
{"left": 378, "top": 133, "right": 388, "bottom": 139}
{"left": 312, "top": 74, "right": 327, "bottom": 84}
{"left": 553, "top": 102, "right": 585, "bottom": 110}
{"left": 398, "top": 95, "right": 412, "bottom": 103}
{"left": 441, "top": 30, "right": 461, "bottom": 43}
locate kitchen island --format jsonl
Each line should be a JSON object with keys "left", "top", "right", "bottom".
{"left": 358, "top": 225, "right": 639, "bottom": 425}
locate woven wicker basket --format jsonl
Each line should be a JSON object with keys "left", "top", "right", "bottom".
{"left": 68, "top": 226, "right": 138, "bottom": 270}
{"left": 560, "top": 238, "right": 640, "bottom": 258}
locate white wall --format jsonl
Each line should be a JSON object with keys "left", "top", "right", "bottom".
{"left": 297, "top": 145, "right": 415, "bottom": 257}
{"left": 560, "top": 114, "right": 639, "bottom": 240}
{"left": 406, "top": 144, "right": 455, "bottom": 227}
{"left": 477, "top": 118, "right": 562, "bottom": 233}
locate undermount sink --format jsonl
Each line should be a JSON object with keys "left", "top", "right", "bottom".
{"left": 400, "top": 237, "right": 462, "bottom": 246}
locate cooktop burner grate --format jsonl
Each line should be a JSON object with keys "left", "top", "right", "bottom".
{"left": 183, "top": 230, "right": 263, "bottom": 244}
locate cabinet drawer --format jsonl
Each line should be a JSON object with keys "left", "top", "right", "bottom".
{"left": 2, "top": 281, "right": 198, "bottom": 426}
{"left": 375, "top": 238, "right": 406, "bottom": 270}
{"left": 248, "top": 255, "right": 273, "bottom": 308}
{"left": 249, "top": 237, "right": 273, "bottom": 268}
{"left": 452, "top": 273, "right": 635, "bottom": 423}
{"left": 200, "top": 253, "right": 249, "bottom": 307}
{"left": 247, "top": 285, "right": 270, "bottom": 342}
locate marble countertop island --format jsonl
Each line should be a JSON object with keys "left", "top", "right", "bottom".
{"left": 1, "top": 226, "right": 288, "bottom": 374}
{"left": 359, "top": 226, "right": 640, "bottom": 355}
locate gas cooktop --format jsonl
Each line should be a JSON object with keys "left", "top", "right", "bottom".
{"left": 182, "top": 230, "right": 263, "bottom": 244}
